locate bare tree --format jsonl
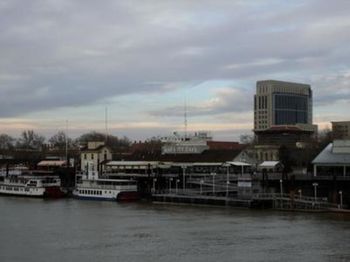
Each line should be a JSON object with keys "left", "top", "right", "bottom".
{"left": 77, "top": 131, "right": 130, "bottom": 150}
{"left": 0, "top": 134, "right": 15, "bottom": 150}
{"left": 16, "top": 130, "right": 45, "bottom": 150}
{"left": 49, "top": 131, "right": 76, "bottom": 150}
{"left": 318, "top": 128, "right": 333, "bottom": 150}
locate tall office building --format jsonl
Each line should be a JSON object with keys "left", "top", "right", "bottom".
{"left": 253, "top": 80, "right": 317, "bottom": 163}
{"left": 254, "top": 80, "right": 315, "bottom": 132}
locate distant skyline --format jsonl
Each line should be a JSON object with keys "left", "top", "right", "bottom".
{"left": 1, "top": 0, "right": 349, "bottom": 141}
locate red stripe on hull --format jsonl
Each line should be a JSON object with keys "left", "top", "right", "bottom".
{"left": 44, "top": 187, "right": 65, "bottom": 198}
{"left": 117, "top": 191, "right": 140, "bottom": 202}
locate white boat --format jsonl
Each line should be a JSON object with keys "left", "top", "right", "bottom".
{"left": 0, "top": 171, "right": 64, "bottom": 198}
{"left": 73, "top": 168, "right": 139, "bottom": 201}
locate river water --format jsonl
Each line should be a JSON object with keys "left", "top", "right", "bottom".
{"left": 0, "top": 197, "right": 349, "bottom": 262}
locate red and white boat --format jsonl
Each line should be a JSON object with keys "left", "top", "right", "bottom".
{"left": 0, "top": 167, "right": 65, "bottom": 198}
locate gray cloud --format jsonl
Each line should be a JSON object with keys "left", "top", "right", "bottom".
{"left": 312, "top": 70, "right": 350, "bottom": 106}
{"left": 149, "top": 87, "right": 253, "bottom": 117}
{"left": 1, "top": 0, "right": 350, "bottom": 117}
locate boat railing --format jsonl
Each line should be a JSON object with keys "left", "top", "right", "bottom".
{"left": 76, "top": 183, "right": 137, "bottom": 191}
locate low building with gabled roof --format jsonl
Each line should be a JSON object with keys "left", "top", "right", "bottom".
{"left": 312, "top": 140, "right": 350, "bottom": 177}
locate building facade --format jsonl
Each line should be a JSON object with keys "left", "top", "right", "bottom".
{"left": 80, "top": 142, "right": 113, "bottom": 175}
{"left": 253, "top": 80, "right": 317, "bottom": 166}
{"left": 254, "top": 80, "right": 315, "bottom": 132}
{"left": 332, "top": 121, "right": 350, "bottom": 139}
{"left": 160, "top": 131, "right": 211, "bottom": 155}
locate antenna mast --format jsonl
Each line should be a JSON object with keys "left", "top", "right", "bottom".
{"left": 184, "top": 97, "right": 188, "bottom": 140}
{"left": 65, "top": 120, "right": 68, "bottom": 167}
{"left": 105, "top": 107, "right": 108, "bottom": 143}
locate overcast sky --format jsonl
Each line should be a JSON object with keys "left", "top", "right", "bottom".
{"left": 1, "top": 0, "right": 349, "bottom": 141}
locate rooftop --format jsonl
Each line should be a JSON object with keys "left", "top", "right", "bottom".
{"left": 312, "top": 142, "right": 350, "bottom": 165}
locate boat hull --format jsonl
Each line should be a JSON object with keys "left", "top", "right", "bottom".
{"left": 73, "top": 189, "right": 140, "bottom": 202}
{"left": 0, "top": 185, "right": 65, "bottom": 198}
{"left": 117, "top": 191, "right": 140, "bottom": 201}
{"left": 44, "top": 186, "right": 66, "bottom": 198}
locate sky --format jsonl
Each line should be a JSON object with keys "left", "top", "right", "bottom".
{"left": 1, "top": 0, "right": 350, "bottom": 141}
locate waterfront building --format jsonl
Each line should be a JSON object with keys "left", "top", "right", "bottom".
{"left": 312, "top": 140, "right": 350, "bottom": 177}
{"left": 80, "top": 141, "right": 112, "bottom": 174}
{"left": 332, "top": 121, "right": 350, "bottom": 139}
{"left": 160, "top": 131, "right": 212, "bottom": 154}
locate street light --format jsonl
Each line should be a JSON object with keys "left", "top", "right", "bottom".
{"left": 279, "top": 179, "right": 283, "bottom": 209}
{"left": 200, "top": 179, "right": 204, "bottom": 195}
{"left": 153, "top": 178, "right": 157, "bottom": 194}
{"left": 226, "top": 163, "right": 230, "bottom": 185}
{"left": 312, "top": 182, "right": 318, "bottom": 202}
{"left": 176, "top": 179, "right": 180, "bottom": 194}
{"left": 279, "top": 179, "right": 283, "bottom": 197}
{"left": 298, "top": 189, "right": 302, "bottom": 199}
{"left": 181, "top": 165, "right": 187, "bottom": 192}
{"left": 211, "top": 172, "right": 216, "bottom": 195}
{"left": 339, "top": 190, "right": 343, "bottom": 209}
{"left": 169, "top": 178, "right": 173, "bottom": 194}
{"left": 226, "top": 181, "right": 230, "bottom": 198}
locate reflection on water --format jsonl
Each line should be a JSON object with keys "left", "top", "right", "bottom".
{"left": 0, "top": 197, "right": 349, "bottom": 262}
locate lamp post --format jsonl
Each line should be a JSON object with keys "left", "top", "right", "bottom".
{"left": 200, "top": 179, "right": 204, "bottom": 195}
{"left": 153, "top": 178, "right": 157, "bottom": 194}
{"left": 226, "top": 163, "right": 230, "bottom": 185}
{"left": 279, "top": 179, "right": 283, "bottom": 208}
{"left": 169, "top": 178, "right": 173, "bottom": 194}
{"left": 339, "top": 190, "right": 343, "bottom": 209}
{"left": 182, "top": 166, "right": 186, "bottom": 191}
{"left": 298, "top": 189, "right": 302, "bottom": 199}
{"left": 279, "top": 179, "right": 283, "bottom": 197}
{"left": 312, "top": 182, "right": 318, "bottom": 202}
{"left": 226, "top": 181, "right": 230, "bottom": 198}
{"left": 212, "top": 172, "right": 216, "bottom": 195}
{"left": 176, "top": 179, "right": 180, "bottom": 194}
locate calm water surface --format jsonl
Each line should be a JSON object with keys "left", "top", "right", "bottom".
{"left": 0, "top": 197, "right": 349, "bottom": 262}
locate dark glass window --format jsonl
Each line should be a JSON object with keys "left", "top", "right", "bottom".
{"left": 273, "top": 93, "right": 308, "bottom": 125}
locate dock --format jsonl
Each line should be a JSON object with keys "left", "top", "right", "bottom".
{"left": 152, "top": 193, "right": 251, "bottom": 208}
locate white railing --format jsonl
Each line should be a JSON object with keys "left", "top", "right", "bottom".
{"left": 253, "top": 193, "right": 327, "bottom": 202}
{"left": 253, "top": 193, "right": 341, "bottom": 209}
{"left": 77, "top": 183, "right": 136, "bottom": 191}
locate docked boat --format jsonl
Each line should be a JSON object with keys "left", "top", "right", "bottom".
{"left": 0, "top": 168, "right": 65, "bottom": 198}
{"left": 73, "top": 172, "right": 139, "bottom": 201}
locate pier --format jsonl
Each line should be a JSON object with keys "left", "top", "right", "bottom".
{"left": 150, "top": 171, "right": 349, "bottom": 212}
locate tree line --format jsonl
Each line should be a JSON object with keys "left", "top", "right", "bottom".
{"left": 0, "top": 130, "right": 131, "bottom": 151}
